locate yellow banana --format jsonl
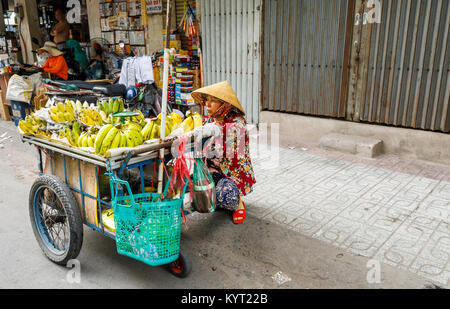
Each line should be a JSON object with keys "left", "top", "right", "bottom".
{"left": 110, "top": 131, "right": 122, "bottom": 149}
{"left": 82, "top": 135, "right": 89, "bottom": 148}
{"left": 125, "top": 134, "right": 135, "bottom": 148}
{"left": 78, "top": 133, "right": 87, "bottom": 147}
{"left": 87, "top": 135, "right": 95, "bottom": 148}
{"left": 99, "top": 127, "right": 119, "bottom": 155}
{"left": 65, "top": 128, "right": 77, "bottom": 146}
{"left": 64, "top": 112, "right": 75, "bottom": 123}
{"left": 192, "top": 113, "right": 203, "bottom": 128}
{"left": 119, "top": 132, "right": 127, "bottom": 148}
{"left": 50, "top": 106, "right": 59, "bottom": 114}
{"left": 65, "top": 103, "right": 74, "bottom": 115}
{"left": 169, "top": 112, "right": 182, "bottom": 125}
{"left": 100, "top": 111, "right": 108, "bottom": 123}
{"left": 181, "top": 116, "right": 194, "bottom": 133}
{"left": 18, "top": 120, "right": 32, "bottom": 134}
{"left": 125, "top": 129, "right": 143, "bottom": 147}
{"left": 57, "top": 103, "right": 66, "bottom": 113}
{"left": 141, "top": 121, "right": 154, "bottom": 140}
{"left": 164, "top": 123, "right": 171, "bottom": 137}
{"left": 94, "top": 124, "right": 114, "bottom": 154}
{"left": 149, "top": 124, "right": 160, "bottom": 139}
{"left": 124, "top": 122, "right": 142, "bottom": 132}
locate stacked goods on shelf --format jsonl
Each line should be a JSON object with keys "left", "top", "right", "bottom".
{"left": 99, "top": 0, "right": 146, "bottom": 56}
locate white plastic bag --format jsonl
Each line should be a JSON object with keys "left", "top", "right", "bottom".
{"left": 6, "top": 74, "right": 34, "bottom": 103}
{"left": 27, "top": 73, "right": 44, "bottom": 92}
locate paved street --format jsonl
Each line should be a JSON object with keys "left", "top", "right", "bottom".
{"left": 0, "top": 120, "right": 447, "bottom": 289}
{"left": 246, "top": 133, "right": 450, "bottom": 287}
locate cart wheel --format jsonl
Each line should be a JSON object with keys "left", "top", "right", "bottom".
{"left": 29, "top": 175, "right": 83, "bottom": 266}
{"left": 166, "top": 252, "right": 192, "bottom": 278}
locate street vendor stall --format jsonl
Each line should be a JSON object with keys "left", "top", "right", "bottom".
{"left": 13, "top": 0, "right": 216, "bottom": 278}
{"left": 19, "top": 91, "right": 205, "bottom": 277}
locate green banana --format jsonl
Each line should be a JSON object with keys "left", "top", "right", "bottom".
{"left": 118, "top": 98, "right": 124, "bottom": 112}
{"left": 113, "top": 101, "right": 119, "bottom": 114}
{"left": 73, "top": 122, "right": 81, "bottom": 136}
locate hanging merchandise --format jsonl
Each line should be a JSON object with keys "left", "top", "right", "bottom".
{"left": 118, "top": 56, "right": 155, "bottom": 88}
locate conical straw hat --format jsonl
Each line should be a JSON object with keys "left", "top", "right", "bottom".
{"left": 191, "top": 81, "right": 245, "bottom": 115}
{"left": 37, "top": 42, "right": 64, "bottom": 57}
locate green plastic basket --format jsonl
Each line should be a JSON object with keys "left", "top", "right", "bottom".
{"left": 109, "top": 175, "right": 188, "bottom": 267}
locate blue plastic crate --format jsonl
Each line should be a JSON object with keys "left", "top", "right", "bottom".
{"left": 10, "top": 100, "right": 32, "bottom": 126}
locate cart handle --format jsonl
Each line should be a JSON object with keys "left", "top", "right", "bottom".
{"left": 111, "top": 177, "right": 136, "bottom": 205}
{"left": 110, "top": 174, "right": 190, "bottom": 207}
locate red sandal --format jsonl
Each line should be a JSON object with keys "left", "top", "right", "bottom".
{"left": 233, "top": 202, "right": 246, "bottom": 225}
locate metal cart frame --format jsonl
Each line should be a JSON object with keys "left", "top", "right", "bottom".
{"left": 24, "top": 134, "right": 194, "bottom": 277}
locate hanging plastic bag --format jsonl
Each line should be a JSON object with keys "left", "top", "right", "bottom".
{"left": 192, "top": 158, "right": 216, "bottom": 214}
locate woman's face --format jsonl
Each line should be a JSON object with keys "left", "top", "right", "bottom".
{"left": 204, "top": 96, "right": 222, "bottom": 117}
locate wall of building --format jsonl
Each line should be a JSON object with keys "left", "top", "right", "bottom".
{"left": 14, "top": 0, "right": 41, "bottom": 64}
{"left": 86, "top": 0, "right": 101, "bottom": 40}
{"left": 261, "top": 111, "right": 450, "bottom": 166}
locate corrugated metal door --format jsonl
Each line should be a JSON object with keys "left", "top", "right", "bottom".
{"left": 358, "top": 0, "right": 450, "bottom": 133}
{"left": 262, "top": 0, "right": 355, "bottom": 118}
{"left": 200, "top": 0, "right": 262, "bottom": 124}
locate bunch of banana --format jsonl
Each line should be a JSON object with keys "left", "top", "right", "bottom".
{"left": 122, "top": 122, "right": 144, "bottom": 148}
{"left": 58, "top": 126, "right": 78, "bottom": 147}
{"left": 77, "top": 128, "right": 99, "bottom": 148}
{"left": 141, "top": 112, "right": 185, "bottom": 141}
{"left": 99, "top": 111, "right": 123, "bottom": 125}
{"left": 79, "top": 108, "right": 102, "bottom": 127}
{"left": 49, "top": 102, "right": 76, "bottom": 123}
{"left": 66, "top": 99, "right": 84, "bottom": 114}
{"left": 94, "top": 123, "right": 144, "bottom": 156}
{"left": 18, "top": 115, "right": 47, "bottom": 135}
{"left": 180, "top": 111, "right": 203, "bottom": 134}
{"left": 72, "top": 122, "right": 82, "bottom": 143}
{"left": 98, "top": 98, "right": 125, "bottom": 116}
{"left": 141, "top": 119, "right": 158, "bottom": 141}
{"left": 132, "top": 110, "right": 145, "bottom": 122}
{"left": 169, "top": 112, "right": 183, "bottom": 129}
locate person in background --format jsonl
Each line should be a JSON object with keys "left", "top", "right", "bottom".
{"left": 192, "top": 81, "right": 256, "bottom": 225}
{"left": 50, "top": 8, "right": 70, "bottom": 50}
{"left": 85, "top": 42, "right": 105, "bottom": 79}
{"left": 36, "top": 42, "right": 68, "bottom": 80}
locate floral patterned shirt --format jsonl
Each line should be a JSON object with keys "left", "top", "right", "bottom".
{"left": 205, "top": 113, "right": 256, "bottom": 196}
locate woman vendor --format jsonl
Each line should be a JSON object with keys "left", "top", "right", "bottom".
{"left": 191, "top": 81, "right": 256, "bottom": 225}
{"left": 36, "top": 42, "right": 69, "bottom": 81}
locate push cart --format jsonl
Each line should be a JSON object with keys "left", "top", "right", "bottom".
{"left": 23, "top": 134, "right": 195, "bottom": 278}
